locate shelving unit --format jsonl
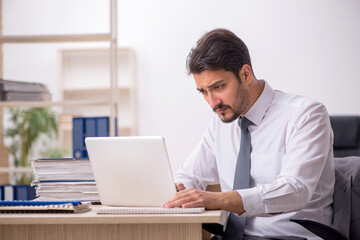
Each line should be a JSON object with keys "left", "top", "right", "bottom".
{"left": 57, "top": 47, "right": 136, "bottom": 151}
{"left": 0, "top": 1, "right": 119, "bottom": 136}
{"left": 0, "top": 0, "right": 135, "bottom": 180}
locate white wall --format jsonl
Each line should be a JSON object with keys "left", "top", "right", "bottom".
{"left": 3, "top": 0, "right": 360, "bottom": 172}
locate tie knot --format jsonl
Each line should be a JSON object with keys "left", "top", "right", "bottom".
{"left": 240, "top": 117, "right": 252, "bottom": 130}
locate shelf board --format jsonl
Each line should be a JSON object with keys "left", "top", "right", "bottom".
{"left": 61, "top": 47, "right": 132, "bottom": 53}
{"left": 0, "top": 167, "right": 33, "bottom": 174}
{"left": 62, "top": 87, "right": 131, "bottom": 93}
{"left": 59, "top": 124, "right": 134, "bottom": 131}
{"left": 0, "top": 100, "right": 111, "bottom": 108}
{"left": 0, "top": 33, "right": 111, "bottom": 43}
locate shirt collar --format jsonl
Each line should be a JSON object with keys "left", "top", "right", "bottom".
{"left": 243, "top": 80, "right": 274, "bottom": 126}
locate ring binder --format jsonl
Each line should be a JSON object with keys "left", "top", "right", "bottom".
{"left": 0, "top": 200, "right": 91, "bottom": 213}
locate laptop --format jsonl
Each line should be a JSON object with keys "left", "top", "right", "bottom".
{"left": 85, "top": 136, "right": 177, "bottom": 207}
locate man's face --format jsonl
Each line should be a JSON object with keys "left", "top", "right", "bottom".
{"left": 194, "top": 69, "right": 251, "bottom": 123}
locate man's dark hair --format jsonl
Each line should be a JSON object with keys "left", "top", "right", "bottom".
{"left": 186, "top": 28, "right": 254, "bottom": 81}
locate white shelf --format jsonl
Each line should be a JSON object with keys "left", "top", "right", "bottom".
{"left": 62, "top": 87, "right": 131, "bottom": 92}
{"left": 0, "top": 100, "right": 111, "bottom": 108}
{"left": 0, "top": 167, "right": 33, "bottom": 174}
{"left": 57, "top": 47, "right": 137, "bottom": 150}
{"left": 0, "top": 0, "right": 122, "bottom": 180}
{"left": 60, "top": 47, "right": 134, "bottom": 90}
{"left": 0, "top": 0, "right": 119, "bottom": 138}
{"left": 0, "top": 33, "right": 111, "bottom": 43}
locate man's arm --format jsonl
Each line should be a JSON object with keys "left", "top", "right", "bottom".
{"left": 237, "top": 103, "right": 333, "bottom": 216}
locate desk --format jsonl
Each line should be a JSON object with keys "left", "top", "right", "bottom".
{"left": 0, "top": 205, "right": 222, "bottom": 240}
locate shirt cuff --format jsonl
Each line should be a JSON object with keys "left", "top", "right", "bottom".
{"left": 174, "top": 176, "right": 202, "bottom": 190}
{"left": 236, "top": 187, "right": 266, "bottom": 217}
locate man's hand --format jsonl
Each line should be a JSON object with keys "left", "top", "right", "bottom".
{"left": 163, "top": 185, "right": 245, "bottom": 214}
{"left": 175, "top": 183, "right": 186, "bottom": 191}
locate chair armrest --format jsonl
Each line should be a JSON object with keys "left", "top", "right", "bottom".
{"left": 290, "top": 219, "right": 347, "bottom": 240}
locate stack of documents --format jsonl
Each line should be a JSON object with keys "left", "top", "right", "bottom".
{"left": 31, "top": 158, "right": 99, "bottom": 202}
{"left": 0, "top": 79, "right": 51, "bottom": 101}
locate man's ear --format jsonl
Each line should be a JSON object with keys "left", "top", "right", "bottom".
{"left": 239, "top": 64, "right": 253, "bottom": 85}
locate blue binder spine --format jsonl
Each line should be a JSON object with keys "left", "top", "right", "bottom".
{"left": 96, "top": 117, "right": 110, "bottom": 137}
{"left": 14, "top": 185, "right": 28, "bottom": 200}
{"left": 73, "top": 116, "right": 114, "bottom": 158}
{"left": 84, "top": 117, "right": 110, "bottom": 157}
{"left": 4, "top": 185, "right": 14, "bottom": 201}
{"left": 13, "top": 185, "right": 37, "bottom": 200}
{"left": 73, "top": 117, "right": 85, "bottom": 158}
{"left": 0, "top": 185, "right": 4, "bottom": 200}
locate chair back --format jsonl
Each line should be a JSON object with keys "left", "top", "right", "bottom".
{"left": 330, "top": 116, "right": 360, "bottom": 157}
{"left": 333, "top": 156, "right": 360, "bottom": 240}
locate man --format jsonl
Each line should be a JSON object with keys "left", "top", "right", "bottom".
{"left": 163, "top": 29, "right": 335, "bottom": 240}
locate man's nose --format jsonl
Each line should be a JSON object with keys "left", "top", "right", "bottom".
{"left": 207, "top": 92, "right": 221, "bottom": 109}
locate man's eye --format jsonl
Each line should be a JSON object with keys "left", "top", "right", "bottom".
{"left": 214, "top": 85, "right": 223, "bottom": 90}
{"left": 198, "top": 89, "right": 207, "bottom": 95}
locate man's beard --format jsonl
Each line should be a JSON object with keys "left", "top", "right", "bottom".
{"left": 213, "top": 84, "right": 250, "bottom": 123}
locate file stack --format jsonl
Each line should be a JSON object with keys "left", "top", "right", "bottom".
{"left": 31, "top": 158, "right": 99, "bottom": 202}
{"left": 0, "top": 79, "right": 51, "bottom": 101}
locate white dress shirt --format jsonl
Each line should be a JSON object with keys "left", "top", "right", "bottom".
{"left": 174, "top": 81, "right": 335, "bottom": 239}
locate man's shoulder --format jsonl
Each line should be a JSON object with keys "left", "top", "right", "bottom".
{"left": 272, "top": 90, "right": 325, "bottom": 111}
{"left": 270, "top": 90, "right": 330, "bottom": 130}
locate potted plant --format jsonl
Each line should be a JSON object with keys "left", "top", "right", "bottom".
{"left": 5, "top": 107, "right": 57, "bottom": 184}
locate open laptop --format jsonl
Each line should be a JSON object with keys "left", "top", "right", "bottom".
{"left": 85, "top": 136, "right": 177, "bottom": 207}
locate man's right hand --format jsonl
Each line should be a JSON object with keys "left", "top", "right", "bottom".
{"left": 164, "top": 184, "right": 245, "bottom": 214}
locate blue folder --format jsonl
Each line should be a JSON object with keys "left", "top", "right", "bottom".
{"left": 0, "top": 200, "right": 83, "bottom": 206}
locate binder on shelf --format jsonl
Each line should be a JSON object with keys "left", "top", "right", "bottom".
{"left": 29, "top": 186, "right": 37, "bottom": 200}
{"left": 73, "top": 118, "right": 86, "bottom": 158}
{"left": 0, "top": 185, "right": 37, "bottom": 201}
{"left": 14, "top": 185, "right": 28, "bottom": 200}
{"left": 0, "top": 79, "right": 51, "bottom": 102}
{"left": 4, "top": 185, "right": 14, "bottom": 201}
{"left": 0, "top": 186, "right": 4, "bottom": 200}
{"left": 95, "top": 117, "right": 110, "bottom": 137}
{"left": 72, "top": 116, "right": 114, "bottom": 158}
{"left": 14, "top": 185, "right": 36, "bottom": 201}
{"left": 85, "top": 118, "right": 96, "bottom": 138}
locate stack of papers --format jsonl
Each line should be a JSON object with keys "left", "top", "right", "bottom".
{"left": 0, "top": 79, "right": 52, "bottom": 101}
{"left": 31, "top": 158, "right": 99, "bottom": 202}
{"left": 97, "top": 206, "right": 206, "bottom": 214}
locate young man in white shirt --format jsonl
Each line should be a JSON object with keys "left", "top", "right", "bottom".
{"left": 163, "top": 29, "right": 335, "bottom": 240}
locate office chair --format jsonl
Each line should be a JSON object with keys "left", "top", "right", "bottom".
{"left": 329, "top": 116, "right": 360, "bottom": 157}
{"left": 291, "top": 156, "right": 360, "bottom": 240}
{"left": 203, "top": 156, "right": 360, "bottom": 240}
